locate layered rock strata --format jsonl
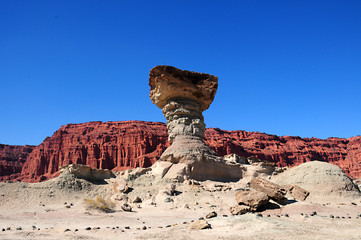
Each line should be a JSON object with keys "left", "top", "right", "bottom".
{"left": 1, "top": 121, "right": 360, "bottom": 182}
{"left": 0, "top": 144, "right": 34, "bottom": 181}
{"left": 149, "top": 65, "right": 244, "bottom": 181}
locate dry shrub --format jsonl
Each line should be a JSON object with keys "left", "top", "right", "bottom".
{"left": 84, "top": 195, "right": 115, "bottom": 213}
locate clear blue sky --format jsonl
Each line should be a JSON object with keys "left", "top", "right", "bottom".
{"left": 1, "top": 0, "right": 361, "bottom": 145}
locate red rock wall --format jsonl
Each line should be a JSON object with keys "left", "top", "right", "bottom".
{"left": 19, "top": 121, "right": 170, "bottom": 182}
{"left": 0, "top": 144, "right": 34, "bottom": 181}
{"left": 204, "top": 128, "right": 361, "bottom": 179}
{"left": 1, "top": 121, "right": 360, "bottom": 182}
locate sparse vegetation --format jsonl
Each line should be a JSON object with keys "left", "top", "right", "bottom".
{"left": 84, "top": 195, "right": 115, "bottom": 213}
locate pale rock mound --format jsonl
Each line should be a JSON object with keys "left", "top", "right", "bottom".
{"left": 59, "top": 164, "right": 115, "bottom": 182}
{"left": 272, "top": 161, "right": 361, "bottom": 203}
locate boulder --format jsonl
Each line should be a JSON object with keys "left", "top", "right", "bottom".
{"left": 250, "top": 177, "right": 286, "bottom": 203}
{"left": 205, "top": 211, "right": 217, "bottom": 219}
{"left": 189, "top": 220, "right": 211, "bottom": 230}
{"left": 121, "top": 203, "right": 132, "bottom": 212}
{"left": 163, "top": 163, "right": 187, "bottom": 181}
{"left": 284, "top": 185, "right": 309, "bottom": 201}
{"left": 230, "top": 205, "right": 251, "bottom": 215}
{"left": 151, "top": 161, "right": 173, "bottom": 178}
{"left": 112, "top": 177, "right": 128, "bottom": 193}
{"left": 59, "top": 164, "right": 115, "bottom": 182}
{"left": 235, "top": 189, "right": 269, "bottom": 210}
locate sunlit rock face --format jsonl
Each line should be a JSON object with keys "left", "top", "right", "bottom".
{"left": 149, "top": 65, "right": 243, "bottom": 181}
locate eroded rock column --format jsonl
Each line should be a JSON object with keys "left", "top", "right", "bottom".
{"left": 149, "top": 65, "right": 243, "bottom": 181}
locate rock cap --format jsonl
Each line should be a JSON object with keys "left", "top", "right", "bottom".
{"left": 149, "top": 65, "right": 218, "bottom": 111}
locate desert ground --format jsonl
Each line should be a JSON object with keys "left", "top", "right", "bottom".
{"left": 1, "top": 162, "right": 361, "bottom": 240}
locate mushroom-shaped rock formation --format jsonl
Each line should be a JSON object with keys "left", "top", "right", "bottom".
{"left": 149, "top": 65, "right": 243, "bottom": 181}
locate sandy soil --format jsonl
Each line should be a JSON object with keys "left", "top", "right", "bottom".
{"left": 0, "top": 171, "right": 361, "bottom": 240}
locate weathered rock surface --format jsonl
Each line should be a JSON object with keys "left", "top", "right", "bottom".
{"left": 149, "top": 66, "right": 246, "bottom": 182}
{"left": 272, "top": 161, "right": 361, "bottom": 203}
{"left": 189, "top": 220, "right": 211, "bottom": 230}
{"left": 18, "top": 121, "right": 168, "bottom": 182}
{"left": 149, "top": 65, "right": 218, "bottom": 112}
{"left": 235, "top": 189, "right": 269, "bottom": 210}
{"left": 230, "top": 205, "right": 251, "bottom": 215}
{"left": 250, "top": 177, "right": 287, "bottom": 203}
{"left": 1, "top": 121, "right": 361, "bottom": 182}
{"left": 0, "top": 144, "right": 34, "bottom": 181}
{"left": 283, "top": 185, "right": 310, "bottom": 201}
{"left": 59, "top": 164, "right": 115, "bottom": 183}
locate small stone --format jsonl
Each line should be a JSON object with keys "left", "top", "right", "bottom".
{"left": 330, "top": 215, "right": 334, "bottom": 218}
{"left": 205, "top": 211, "right": 217, "bottom": 219}
{"left": 142, "top": 226, "right": 147, "bottom": 230}
{"left": 121, "top": 204, "right": 132, "bottom": 212}
{"left": 66, "top": 205, "right": 71, "bottom": 208}
{"left": 121, "top": 230, "right": 125, "bottom": 232}
{"left": 223, "top": 215, "right": 228, "bottom": 217}
{"left": 32, "top": 225, "right": 36, "bottom": 230}
{"left": 284, "top": 214, "right": 289, "bottom": 217}
{"left": 351, "top": 202, "right": 357, "bottom": 205}
{"left": 166, "top": 225, "right": 171, "bottom": 228}
{"left": 64, "top": 202, "right": 67, "bottom": 205}
{"left": 183, "top": 222, "right": 187, "bottom": 224}
{"left": 85, "top": 227, "right": 91, "bottom": 230}
{"left": 2, "top": 228, "right": 5, "bottom": 231}
{"left": 132, "top": 197, "right": 142, "bottom": 203}
{"left": 310, "top": 211, "right": 317, "bottom": 216}
{"left": 267, "top": 215, "right": 270, "bottom": 217}
{"left": 70, "top": 203, "right": 74, "bottom": 206}
{"left": 16, "top": 227, "right": 22, "bottom": 230}
{"left": 125, "top": 226, "right": 130, "bottom": 229}
{"left": 230, "top": 205, "right": 251, "bottom": 215}
{"left": 256, "top": 213, "right": 263, "bottom": 217}
{"left": 64, "top": 229, "right": 71, "bottom": 232}
{"left": 336, "top": 216, "right": 340, "bottom": 219}
{"left": 6, "top": 227, "right": 11, "bottom": 230}
{"left": 189, "top": 220, "right": 211, "bottom": 230}
{"left": 75, "top": 229, "right": 78, "bottom": 232}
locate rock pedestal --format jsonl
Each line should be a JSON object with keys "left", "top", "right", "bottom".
{"left": 149, "top": 65, "right": 243, "bottom": 181}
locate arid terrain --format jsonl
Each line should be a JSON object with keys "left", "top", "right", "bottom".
{"left": 1, "top": 161, "right": 360, "bottom": 240}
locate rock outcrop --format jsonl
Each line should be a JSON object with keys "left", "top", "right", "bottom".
{"left": 0, "top": 144, "right": 34, "bottom": 181}
{"left": 1, "top": 121, "right": 361, "bottom": 182}
{"left": 149, "top": 65, "right": 244, "bottom": 181}
{"left": 271, "top": 161, "right": 361, "bottom": 203}
{"left": 19, "top": 121, "right": 169, "bottom": 182}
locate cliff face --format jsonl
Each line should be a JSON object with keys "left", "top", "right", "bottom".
{"left": 19, "top": 121, "right": 169, "bottom": 182}
{"left": 204, "top": 128, "right": 361, "bottom": 179}
{"left": 1, "top": 121, "right": 360, "bottom": 182}
{"left": 0, "top": 144, "right": 34, "bottom": 181}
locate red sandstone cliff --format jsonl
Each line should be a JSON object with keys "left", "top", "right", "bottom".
{"left": 19, "top": 121, "right": 170, "bottom": 182}
{"left": 1, "top": 121, "right": 360, "bottom": 182}
{"left": 0, "top": 144, "right": 34, "bottom": 181}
